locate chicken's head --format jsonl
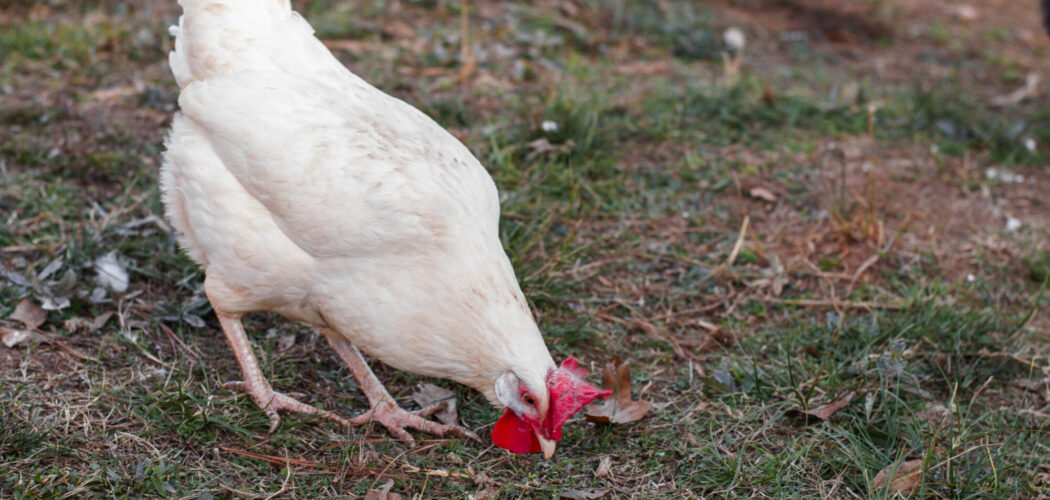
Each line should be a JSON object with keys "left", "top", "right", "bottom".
{"left": 491, "top": 357, "right": 610, "bottom": 459}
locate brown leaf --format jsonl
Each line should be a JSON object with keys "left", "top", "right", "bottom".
{"left": 787, "top": 391, "right": 856, "bottom": 422}
{"left": 594, "top": 456, "right": 612, "bottom": 478}
{"left": 63, "top": 317, "right": 92, "bottom": 333}
{"left": 762, "top": 85, "right": 776, "bottom": 106}
{"left": 276, "top": 333, "right": 296, "bottom": 352}
{"left": 411, "top": 383, "right": 458, "bottom": 426}
{"left": 9, "top": 299, "right": 46, "bottom": 330}
{"left": 363, "top": 479, "right": 403, "bottom": 500}
{"left": 748, "top": 186, "right": 778, "bottom": 203}
{"left": 2, "top": 328, "right": 34, "bottom": 348}
{"left": 91, "top": 311, "right": 114, "bottom": 332}
{"left": 873, "top": 459, "right": 924, "bottom": 495}
{"left": 805, "top": 391, "right": 855, "bottom": 419}
{"left": 584, "top": 357, "right": 652, "bottom": 424}
{"left": 62, "top": 312, "right": 115, "bottom": 334}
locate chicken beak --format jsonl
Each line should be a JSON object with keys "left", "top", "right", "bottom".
{"left": 537, "top": 434, "right": 556, "bottom": 460}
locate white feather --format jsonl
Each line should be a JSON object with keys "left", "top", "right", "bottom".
{"left": 161, "top": 0, "right": 555, "bottom": 403}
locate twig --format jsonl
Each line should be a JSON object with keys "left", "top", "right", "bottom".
{"left": 262, "top": 452, "right": 294, "bottom": 500}
{"left": 456, "top": 0, "right": 475, "bottom": 81}
{"left": 220, "top": 485, "right": 268, "bottom": 499}
{"left": 158, "top": 322, "right": 202, "bottom": 363}
{"left": 847, "top": 253, "right": 880, "bottom": 293}
{"left": 726, "top": 216, "right": 750, "bottom": 268}
{"left": 847, "top": 213, "right": 913, "bottom": 293}
{"left": 756, "top": 297, "right": 905, "bottom": 310}
{"left": 34, "top": 332, "right": 99, "bottom": 363}
{"left": 1010, "top": 408, "right": 1050, "bottom": 419}
{"left": 132, "top": 340, "right": 174, "bottom": 370}
{"left": 653, "top": 296, "right": 734, "bottom": 321}
{"left": 219, "top": 447, "right": 409, "bottom": 478}
{"left": 866, "top": 104, "right": 880, "bottom": 242}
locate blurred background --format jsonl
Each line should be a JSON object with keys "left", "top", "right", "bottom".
{"left": 1, "top": 0, "right": 1049, "bottom": 497}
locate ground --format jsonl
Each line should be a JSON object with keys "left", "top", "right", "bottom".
{"left": 2, "top": 0, "right": 1049, "bottom": 498}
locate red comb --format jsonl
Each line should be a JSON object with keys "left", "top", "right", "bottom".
{"left": 491, "top": 357, "right": 611, "bottom": 455}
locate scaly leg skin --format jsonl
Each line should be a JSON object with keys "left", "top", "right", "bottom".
{"left": 216, "top": 314, "right": 351, "bottom": 432}
{"left": 321, "top": 328, "right": 480, "bottom": 444}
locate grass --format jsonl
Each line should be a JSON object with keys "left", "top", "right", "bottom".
{"left": 2, "top": 0, "right": 1049, "bottom": 497}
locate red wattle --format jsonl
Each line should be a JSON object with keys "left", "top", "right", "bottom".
{"left": 492, "top": 409, "right": 540, "bottom": 454}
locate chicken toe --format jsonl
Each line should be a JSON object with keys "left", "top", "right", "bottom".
{"left": 322, "top": 329, "right": 480, "bottom": 444}
{"left": 216, "top": 314, "right": 349, "bottom": 431}
{"left": 224, "top": 379, "right": 350, "bottom": 432}
{"left": 348, "top": 398, "right": 479, "bottom": 443}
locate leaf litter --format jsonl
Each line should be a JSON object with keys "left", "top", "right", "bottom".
{"left": 873, "top": 459, "right": 924, "bottom": 495}
{"left": 2, "top": 329, "right": 34, "bottom": 349}
{"left": 585, "top": 356, "right": 652, "bottom": 424}
{"left": 786, "top": 390, "right": 856, "bottom": 423}
{"left": 410, "top": 383, "right": 459, "bottom": 426}
{"left": 363, "top": 479, "right": 404, "bottom": 500}
{"left": 9, "top": 298, "right": 47, "bottom": 330}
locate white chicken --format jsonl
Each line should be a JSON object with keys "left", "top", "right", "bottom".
{"left": 160, "top": 0, "right": 608, "bottom": 458}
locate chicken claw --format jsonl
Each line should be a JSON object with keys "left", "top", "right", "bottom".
{"left": 349, "top": 396, "right": 480, "bottom": 443}
{"left": 215, "top": 313, "right": 349, "bottom": 432}
{"left": 322, "top": 328, "right": 480, "bottom": 444}
{"left": 224, "top": 379, "right": 350, "bottom": 432}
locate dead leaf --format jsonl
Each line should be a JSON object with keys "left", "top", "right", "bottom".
{"left": 470, "top": 481, "right": 499, "bottom": 500}
{"left": 921, "top": 403, "right": 956, "bottom": 426}
{"left": 411, "top": 383, "right": 459, "bottom": 426}
{"left": 91, "top": 312, "right": 114, "bottom": 332}
{"left": 63, "top": 317, "right": 91, "bottom": 332}
{"left": 276, "top": 333, "right": 296, "bottom": 352}
{"left": 40, "top": 296, "right": 70, "bottom": 311}
{"left": 628, "top": 319, "right": 685, "bottom": 358}
{"left": 62, "top": 312, "right": 113, "bottom": 333}
{"left": 2, "top": 328, "right": 33, "bottom": 348}
{"left": 748, "top": 186, "right": 777, "bottom": 203}
{"left": 584, "top": 356, "right": 652, "bottom": 424}
{"left": 363, "top": 479, "right": 403, "bottom": 500}
{"left": 873, "top": 459, "right": 924, "bottom": 495}
{"left": 787, "top": 391, "right": 856, "bottom": 422}
{"left": 762, "top": 85, "right": 775, "bottom": 106}
{"left": 752, "top": 254, "right": 788, "bottom": 296}
{"left": 10, "top": 299, "right": 46, "bottom": 330}
{"left": 594, "top": 456, "right": 612, "bottom": 478}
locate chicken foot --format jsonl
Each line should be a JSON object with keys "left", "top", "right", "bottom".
{"left": 321, "top": 328, "right": 480, "bottom": 444}
{"left": 217, "top": 314, "right": 351, "bottom": 432}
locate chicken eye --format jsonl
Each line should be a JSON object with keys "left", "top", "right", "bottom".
{"left": 523, "top": 394, "right": 535, "bottom": 406}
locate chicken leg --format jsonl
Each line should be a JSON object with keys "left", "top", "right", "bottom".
{"left": 217, "top": 314, "right": 351, "bottom": 432}
{"left": 320, "top": 328, "right": 480, "bottom": 444}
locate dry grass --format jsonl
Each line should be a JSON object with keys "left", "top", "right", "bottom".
{"left": 2, "top": 0, "right": 1049, "bottom": 497}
